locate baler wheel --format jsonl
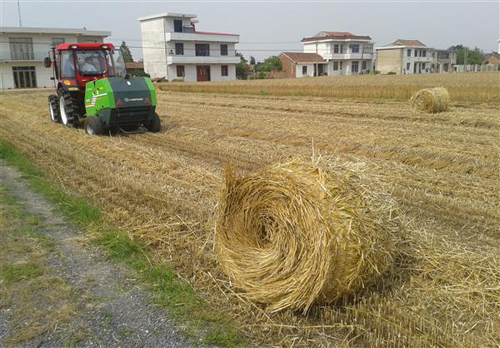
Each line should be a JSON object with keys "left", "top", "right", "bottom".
{"left": 84, "top": 117, "right": 104, "bottom": 136}
{"left": 48, "top": 95, "right": 60, "bottom": 123}
{"left": 146, "top": 113, "right": 161, "bottom": 133}
{"left": 59, "top": 90, "right": 79, "bottom": 128}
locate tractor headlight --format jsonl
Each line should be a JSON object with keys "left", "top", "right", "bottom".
{"left": 70, "top": 45, "right": 78, "bottom": 49}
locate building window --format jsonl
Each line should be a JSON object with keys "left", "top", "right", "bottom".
{"left": 363, "top": 44, "right": 373, "bottom": 54}
{"left": 350, "top": 44, "right": 360, "bottom": 53}
{"left": 407, "top": 49, "right": 411, "bottom": 57}
{"left": 407, "top": 62, "right": 411, "bottom": 71}
{"left": 175, "top": 42, "right": 184, "bottom": 55}
{"left": 302, "top": 66, "right": 307, "bottom": 75}
{"left": 12, "top": 66, "right": 37, "bottom": 88}
{"left": 351, "top": 61, "right": 359, "bottom": 73}
{"left": 414, "top": 50, "right": 418, "bottom": 57}
{"left": 333, "top": 61, "right": 339, "bottom": 70}
{"left": 422, "top": 50, "right": 426, "bottom": 57}
{"left": 195, "top": 44, "right": 210, "bottom": 56}
{"left": 177, "top": 65, "right": 185, "bottom": 77}
{"left": 52, "top": 38, "right": 65, "bottom": 47}
{"left": 221, "top": 65, "right": 228, "bottom": 76}
{"left": 334, "top": 44, "right": 339, "bottom": 54}
{"left": 9, "top": 37, "right": 34, "bottom": 60}
{"left": 60, "top": 51, "right": 76, "bottom": 78}
{"left": 174, "top": 19, "right": 183, "bottom": 33}
{"left": 340, "top": 45, "right": 344, "bottom": 54}
{"left": 362, "top": 60, "right": 367, "bottom": 70}
{"left": 220, "top": 44, "right": 228, "bottom": 56}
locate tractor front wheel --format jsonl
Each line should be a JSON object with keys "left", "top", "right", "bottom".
{"left": 59, "top": 90, "right": 79, "bottom": 127}
{"left": 84, "top": 117, "right": 104, "bottom": 136}
{"left": 48, "top": 95, "right": 60, "bottom": 123}
{"left": 146, "top": 113, "right": 161, "bottom": 133}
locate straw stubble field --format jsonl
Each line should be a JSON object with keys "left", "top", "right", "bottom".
{"left": 1, "top": 73, "right": 499, "bottom": 347}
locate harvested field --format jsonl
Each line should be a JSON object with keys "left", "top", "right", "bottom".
{"left": 158, "top": 72, "right": 500, "bottom": 104}
{"left": 1, "top": 76, "right": 499, "bottom": 347}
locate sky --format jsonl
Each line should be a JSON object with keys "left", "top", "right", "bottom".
{"left": 1, "top": 0, "right": 499, "bottom": 61}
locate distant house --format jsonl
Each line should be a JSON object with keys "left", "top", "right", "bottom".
{"left": 298, "top": 31, "right": 374, "bottom": 76}
{"left": 125, "top": 61, "right": 146, "bottom": 76}
{"left": 483, "top": 52, "right": 500, "bottom": 67}
{"left": 280, "top": 52, "right": 326, "bottom": 78}
{"left": 138, "top": 12, "right": 240, "bottom": 82}
{"left": 431, "top": 49, "right": 457, "bottom": 73}
{"left": 0, "top": 27, "right": 110, "bottom": 89}
{"left": 375, "top": 39, "right": 433, "bottom": 75}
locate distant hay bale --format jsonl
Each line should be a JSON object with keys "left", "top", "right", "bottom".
{"left": 410, "top": 87, "right": 450, "bottom": 113}
{"left": 215, "top": 159, "right": 402, "bottom": 313}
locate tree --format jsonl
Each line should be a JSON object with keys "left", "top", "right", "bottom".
{"left": 120, "top": 41, "right": 134, "bottom": 63}
{"left": 250, "top": 56, "right": 256, "bottom": 65}
{"left": 255, "top": 56, "right": 282, "bottom": 72}
{"left": 449, "top": 45, "right": 485, "bottom": 65}
{"left": 235, "top": 51, "right": 250, "bottom": 80}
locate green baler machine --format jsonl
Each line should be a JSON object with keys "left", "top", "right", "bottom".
{"left": 83, "top": 76, "right": 161, "bottom": 135}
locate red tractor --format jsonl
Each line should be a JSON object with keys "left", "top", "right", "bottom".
{"left": 44, "top": 43, "right": 160, "bottom": 134}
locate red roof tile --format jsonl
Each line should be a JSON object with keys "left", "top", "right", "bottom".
{"left": 302, "top": 31, "right": 371, "bottom": 42}
{"left": 280, "top": 52, "right": 326, "bottom": 63}
{"left": 392, "top": 39, "right": 426, "bottom": 47}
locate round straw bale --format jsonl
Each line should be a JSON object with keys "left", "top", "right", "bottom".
{"left": 410, "top": 87, "right": 450, "bottom": 113}
{"left": 215, "top": 159, "right": 402, "bottom": 313}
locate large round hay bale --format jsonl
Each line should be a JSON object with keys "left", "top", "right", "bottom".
{"left": 215, "top": 159, "right": 402, "bottom": 313}
{"left": 410, "top": 87, "right": 450, "bottom": 113}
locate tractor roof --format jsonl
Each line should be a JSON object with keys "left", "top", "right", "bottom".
{"left": 56, "top": 43, "right": 115, "bottom": 50}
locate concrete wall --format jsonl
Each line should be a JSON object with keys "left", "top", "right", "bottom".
{"left": 0, "top": 61, "right": 54, "bottom": 89}
{"left": 140, "top": 18, "right": 168, "bottom": 79}
{"left": 376, "top": 48, "right": 403, "bottom": 74}
{"left": 166, "top": 64, "right": 236, "bottom": 82}
{"left": 279, "top": 55, "right": 296, "bottom": 78}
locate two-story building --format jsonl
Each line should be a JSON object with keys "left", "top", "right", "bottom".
{"left": 280, "top": 31, "right": 374, "bottom": 78}
{"left": 138, "top": 13, "right": 240, "bottom": 82}
{"left": 431, "top": 49, "right": 457, "bottom": 73}
{"left": 375, "top": 39, "right": 433, "bottom": 74}
{"left": 0, "top": 27, "right": 110, "bottom": 89}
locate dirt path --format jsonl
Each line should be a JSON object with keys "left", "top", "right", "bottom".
{"left": 0, "top": 159, "right": 195, "bottom": 348}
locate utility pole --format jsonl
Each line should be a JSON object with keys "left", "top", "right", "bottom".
{"left": 17, "top": 0, "right": 23, "bottom": 27}
{"left": 464, "top": 47, "right": 468, "bottom": 72}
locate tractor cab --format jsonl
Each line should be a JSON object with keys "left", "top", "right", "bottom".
{"left": 45, "top": 43, "right": 161, "bottom": 135}
{"left": 45, "top": 43, "right": 126, "bottom": 92}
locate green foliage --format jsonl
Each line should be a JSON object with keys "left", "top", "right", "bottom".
{"left": 250, "top": 56, "right": 256, "bottom": 65}
{"left": 449, "top": 45, "right": 485, "bottom": 65}
{"left": 236, "top": 51, "right": 250, "bottom": 80}
{"left": 120, "top": 41, "right": 134, "bottom": 63}
{"left": 0, "top": 262, "right": 44, "bottom": 285}
{"left": 255, "top": 56, "right": 282, "bottom": 72}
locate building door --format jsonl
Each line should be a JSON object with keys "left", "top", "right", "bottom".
{"left": 12, "top": 66, "right": 37, "bottom": 88}
{"left": 196, "top": 66, "right": 211, "bottom": 82}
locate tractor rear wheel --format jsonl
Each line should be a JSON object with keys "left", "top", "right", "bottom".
{"left": 84, "top": 117, "right": 104, "bottom": 136}
{"left": 59, "top": 90, "right": 79, "bottom": 127}
{"left": 48, "top": 95, "right": 60, "bottom": 123}
{"left": 146, "top": 113, "right": 161, "bottom": 133}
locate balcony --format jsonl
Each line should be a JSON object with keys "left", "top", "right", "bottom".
{"left": 0, "top": 51, "right": 48, "bottom": 62}
{"left": 166, "top": 32, "right": 239, "bottom": 43}
{"left": 321, "top": 52, "right": 374, "bottom": 60}
{"left": 166, "top": 55, "right": 240, "bottom": 65}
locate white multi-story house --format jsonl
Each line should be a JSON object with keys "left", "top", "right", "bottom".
{"left": 431, "top": 49, "right": 457, "bottom": 73}
{"left": 138, "top": 13, "right": 240, "bottom": 82}
{"left": 375, "top": 39, "right": 433, "bottom": 74}
{"left": 0, "top": 27, "right": 110, "bottom": 89}
{"left": 280, "top": 31, "right": 374, "bottom": 78}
